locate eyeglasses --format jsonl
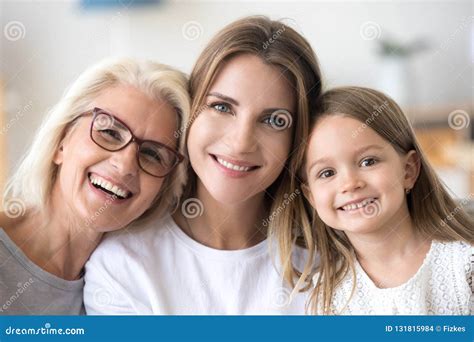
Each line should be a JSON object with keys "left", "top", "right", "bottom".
{"left": 83, "top": 107, "right": 184, "bottom": 178}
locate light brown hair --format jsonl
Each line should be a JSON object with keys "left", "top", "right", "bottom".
{"left": 184, "top": 16, "right": 323, "bottom": 291}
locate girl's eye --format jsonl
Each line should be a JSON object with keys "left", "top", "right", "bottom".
{"left": 318, "top": 169, "right": 335, "bottom": 179}
{"left": 360, "top": 157, "right": 377, "bottom": 167}
{"left": 210, "top": 102, "right": 232, "bottom": 114}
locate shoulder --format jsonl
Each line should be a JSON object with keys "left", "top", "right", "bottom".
{"left": 430, "top": 240, "right": 473, "bottom": 261}
{"left": 87, "top": 213, "right": 178, "bottom": 269}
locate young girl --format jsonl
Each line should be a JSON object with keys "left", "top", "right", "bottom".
{"left": 84, "top": 16, "right": 321, "bottom": 314}
{"left": 302, "top": 86, "right": 473, "bottom": 315}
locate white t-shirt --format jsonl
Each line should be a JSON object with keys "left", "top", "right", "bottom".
{"left": 313, "top": 240, "right": 473, "bottom": 315}
{"left": 84, "top": 214, "right": 312, "bottom": 315}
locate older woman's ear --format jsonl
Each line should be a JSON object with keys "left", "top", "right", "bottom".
{"left": 52, "top": 142, "right": 65, "bottom": 165}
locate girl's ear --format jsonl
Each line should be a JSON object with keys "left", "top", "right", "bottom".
{"left": 403, "top": 150, "right": 421, "bottom": 191}
{"left": 301, "top": 183, "right": 316, "bottom": 208}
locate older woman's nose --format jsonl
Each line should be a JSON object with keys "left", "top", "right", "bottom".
{"left": 109, "top": 143, "right": 139, "bottom": 177}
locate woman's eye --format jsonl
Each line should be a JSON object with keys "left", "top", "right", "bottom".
{"left": 360, "top": 157, "right": 377, "bottom": 167}
{"left": 318, "top": 169, "right": 335, "bottom": 179}
{"left": 100, "top": 129, "right": 122, "bottom": 142}
{"left": 142, "top": 149, "right": 162, "bottom": 162}
{"left": 262, "top": 111, "right": 292, "bottom": 130}
{"left": 262, "top": 115, "right": 281, "bottom": 128}
{"left": 210, "top": 103, "right": 232, "bottom": 114}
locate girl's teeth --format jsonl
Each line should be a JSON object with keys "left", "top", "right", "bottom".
{"left": 342, "top": 198, "right": 375, "bottom": 211}
{"left": 216, "top": 157, "right": 251, "bottom": 172}
{"left": 89, "top": 175, "right": 129, "bottom": 198}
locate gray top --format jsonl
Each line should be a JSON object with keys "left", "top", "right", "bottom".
{"left": 0, "top": 228, "right": 84, "bottom": 315}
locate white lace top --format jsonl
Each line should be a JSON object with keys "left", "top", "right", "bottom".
{"left": 316, "top": 240, "right": 473, "bottom": 315}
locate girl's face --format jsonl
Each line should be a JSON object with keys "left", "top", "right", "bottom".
{"left": 53, "top": 84, "right": 179, "bottom": 232}
{"left": 304, "top": 115, "right": 418, "bottom": 238}
{"left": 187, "top": 53, "right": 295, "bottom": 205}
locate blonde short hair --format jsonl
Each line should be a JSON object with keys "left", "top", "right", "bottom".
{"left": 3, "top": 57, "right": 190, "bottom": 221}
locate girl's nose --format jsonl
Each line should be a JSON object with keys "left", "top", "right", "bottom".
{"left": 340, "top": 169, "right": 365, "bottom": 193}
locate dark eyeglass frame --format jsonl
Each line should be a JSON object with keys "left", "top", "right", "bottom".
{"left": 81, "top": 107, "right": 184, "bottom": 178}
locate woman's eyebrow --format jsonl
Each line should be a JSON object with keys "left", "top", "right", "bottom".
{"left": 207, "top": 92, "right": 293, "bottom": 115}
{"left": 207, "top": 92, "right": 239, "bottom": 106}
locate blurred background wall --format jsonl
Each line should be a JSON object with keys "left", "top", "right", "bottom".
{"left": 0, "top": 0, "right": 472, "bottom": 204}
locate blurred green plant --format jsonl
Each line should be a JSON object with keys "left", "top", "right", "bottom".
{"left": 377, "top": 36, "right": 430, "bottom": 57}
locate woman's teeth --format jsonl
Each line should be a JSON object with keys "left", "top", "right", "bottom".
{"left": 216, "top": 157, "right": 253, "bottom": 172}
{"left": 89, "top": 174, "right": 130, "bottom": 199}
{"left": 341, "top": 198, "right": 376, "bottom": 211}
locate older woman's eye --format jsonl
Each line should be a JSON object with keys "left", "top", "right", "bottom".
{"left": 210, "top": 102, "right": 232, "bottom": 114}
{"left": 99, "top": 129, "right": 123, "bottom": 142}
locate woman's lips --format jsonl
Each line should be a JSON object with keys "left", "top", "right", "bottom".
{"left": 210, "top": 154, "right": 260, "bottom": 178}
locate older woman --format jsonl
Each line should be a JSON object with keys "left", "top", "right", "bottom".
{"left": 0, "top": 58, "right": 189, "bottom": 314}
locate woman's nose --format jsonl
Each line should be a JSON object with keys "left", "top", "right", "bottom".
{"left": 224, "top": 116, "right": 258, "bottom": 154}
{"left": 109, "top": 143, "right": 139, "bottom": 177}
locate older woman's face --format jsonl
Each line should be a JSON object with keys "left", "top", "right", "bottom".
{"left": 53, "top": 84, "right": 178, "bottom": 232}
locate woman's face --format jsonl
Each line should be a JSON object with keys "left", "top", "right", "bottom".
{"left": 187, "top": 53, "right": 296, "bottom": 205}
{"left": 53, "top": 84, "right": 179, "bottom": 232}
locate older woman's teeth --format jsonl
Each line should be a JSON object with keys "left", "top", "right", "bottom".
{"left": 342, "top": 198, "right": 376, "bottom": 211}
{"left": 89, "top": 174, "right": 129, "bottom": 198}
{"left": 216, "top": 157, "right": 251, "bottom": 172}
